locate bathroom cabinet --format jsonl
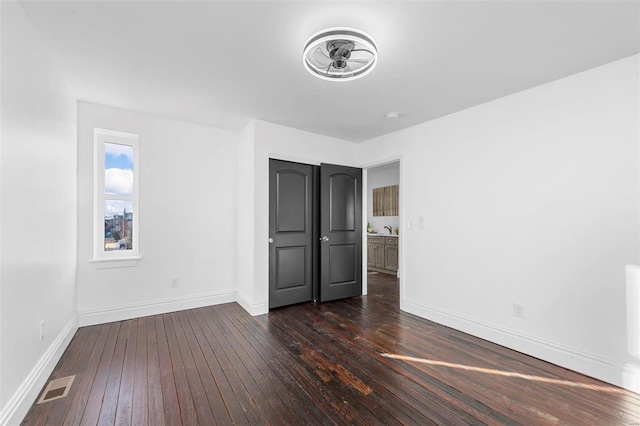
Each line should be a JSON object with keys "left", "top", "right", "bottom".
{"left": 367, "top": 235, "right": 398, "bottom": 274}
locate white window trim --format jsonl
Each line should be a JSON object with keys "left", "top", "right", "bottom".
{"left": 92, "top": 128, "right": 141, "bottom": 264}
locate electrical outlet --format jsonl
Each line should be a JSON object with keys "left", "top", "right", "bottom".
{"left": 171, "top": 278, "right": 179, "bottom": 288}
{"left": 39, "top": 320, "right": 45, "bottom": 341}
{"left": 513, "top": 303, "right": 525, "bottom": 318}
{"left": 419, "top": 215, "right": 425, "bottom": 229}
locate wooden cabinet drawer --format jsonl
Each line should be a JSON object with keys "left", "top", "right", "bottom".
{"left": 385, "top": 237, "right": 398, "bottom": 245}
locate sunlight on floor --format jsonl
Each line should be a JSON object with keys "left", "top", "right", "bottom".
{"left": 380, "top": 353, "right": 627, "bottom": 393}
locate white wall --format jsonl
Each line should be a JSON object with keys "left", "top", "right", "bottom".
{"left": 0, "top": 2, "right": 78, "bottom": 423}
{"left": 77, "top": 103, "right": 238, "bottom": 325}
{"left": 235, "top": 120, "right": 256, "bottom": 312}
{"left": 367, "top": 163, "right": 400, "bottom": 234}
{"left": 235, "top": 119, "right": 358, "bottom": 314}
{"left": 358, "top": 55, "right": 640, "bottom": 392}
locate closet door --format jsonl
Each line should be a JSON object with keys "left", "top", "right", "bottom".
{"left": 268, "top": 160, "right": 315, "bottom": 309}
{"left": 319, "top": 163, "right": 362, "bottom": 302}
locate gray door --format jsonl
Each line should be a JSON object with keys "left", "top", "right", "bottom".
{"left": 269, "top": 160, "right": 315, "bottom": 309}
{"left": 319, "top": 163, "right": 362, "bottom": 302}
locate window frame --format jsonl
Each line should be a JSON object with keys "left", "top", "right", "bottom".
{"left": 93, "top": 128, "right": 140, "bottom": 262}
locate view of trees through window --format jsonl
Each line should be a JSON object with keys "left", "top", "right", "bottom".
{"left": 104, "top": 142, "right": 134, "bottom": 251}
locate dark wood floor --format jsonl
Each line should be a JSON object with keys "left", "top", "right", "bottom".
{"left": 24, "top": 273, "right": 640, "bottom": 425}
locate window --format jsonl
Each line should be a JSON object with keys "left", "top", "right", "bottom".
{"left": 93, "top": 128, "right": 139, "bottom": 261}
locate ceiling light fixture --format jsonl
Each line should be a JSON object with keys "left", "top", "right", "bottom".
{"left": 303, "top": 27, "right": 377, "bottom": 82}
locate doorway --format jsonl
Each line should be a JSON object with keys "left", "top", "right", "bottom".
{"left": 268, "top": 159, "right": 363, "bottom": 309}
{"left": 365, "top": 161, "right": 400, "bottom": 300}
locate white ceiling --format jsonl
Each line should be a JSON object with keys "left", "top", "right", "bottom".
{"left": 18, "top": 1, "right": 640, "bottom": 142}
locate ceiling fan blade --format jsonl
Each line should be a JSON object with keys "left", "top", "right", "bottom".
{"left": 347, "top": 59, "right": 370, "bottom": 64}
{"left": 340, "top": 65, "right": 355, "bottom": 77}
{"left": 311, "top": 47, "right": 332, "bottom": 67}
{"left": 351, "top": 48, "right": 374, "bottom": 55}
{"left": 349, "top": 50, "right": 373, "bottom": 61}
{"left": 326, "top": 63, "right": 333, "bottom": 75}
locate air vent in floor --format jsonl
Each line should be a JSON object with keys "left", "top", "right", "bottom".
{"left": 37, "top": 375, "right": 75, "bottom": 404}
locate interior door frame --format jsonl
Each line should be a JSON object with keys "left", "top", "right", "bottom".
{"left": 360, "top": 156, "right": 404, "bottom": 302}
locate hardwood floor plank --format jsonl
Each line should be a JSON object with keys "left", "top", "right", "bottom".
{"left": 163, "top": 313, "right": 198, "bottom": 425}
{"left": 254, "top": 315, "right": 373, "bottom": 424}
{"left": 21, "top": 273, "right": 640, "bottom": 426}
{"left": 213, "top": 305, "right": 331, "bottom": 424}
{"left": 191, "top": 307, "right": 264, "bottom": 425}
{"left": 311, "top": 304, "right": 500, "bottom": 422}
{"left": 185, "top": 308, "right": 250, "bottom": 425}
{"left": 307, "top": 300, "right": 516, "bottom": 424}
{"left": 60, "top": 325, "right": 111, "bottom": 426}
{"left": 55, "top": 327, "right": 91, "bottom": 377}
{"left": 131, "top": 317, "right": 149, "bottom": 426}
{"left": 78, "top": 322, "right": 121, "bottom": 426}
{"left": 146, "top": 314, "right": 165, "bottom": 426}
{"left": 222, "top": 304, "right": 338, "bottom": 425}
{"left": 97, "top": 320, "right": 130, "bottom": 426}
{"left": 154, "top": 315, "right": 182, "bottom": 426}
{"left": 217, "top": 304, "right": 336, "bottom": 425}
{"left": 114, "top": 318, "right": 138, "bottom": 426}
{"left": 269, "top": 305, "right": 473, "bottom": 425}
{"left": 340, "top": 281, "right": 535, "bottom": 422}
{"left": 199, "top": 306, "right": 287, "bottom": 424}
{"left": 168, "top": 311, "right": 217, "bottom": 424}
{"left": 350, "top": 279, "right": 629, "bottom": 424}
{"left": 253, "top": 312, "right": 402, "bottom": 425}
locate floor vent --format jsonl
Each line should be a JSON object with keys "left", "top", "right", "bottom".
{"left": 37, "top": 375, "right": 75, "bottom": 404}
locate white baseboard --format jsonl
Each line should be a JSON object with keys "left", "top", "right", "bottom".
{"left": 0, "top": 315, "right": 78, "bottom": 426}
{"left": 623, "top": 363, "right": 640, "bottom": 392}
{"left": 79, "top": 290, "right": 236, "bottom": 326}
{"left": 236, "top": 291, "right": 268, "bottom": 316}
{"left": 402, "top": 297, "right": 640, "bottom": 394}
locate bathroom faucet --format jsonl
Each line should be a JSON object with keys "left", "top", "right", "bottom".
{"left": 384, "top": 225, "right": 392, "bottom": 234}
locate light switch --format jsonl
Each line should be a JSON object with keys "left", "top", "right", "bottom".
{"left": 407, "top": 219, "right": 413, "bottom": 229}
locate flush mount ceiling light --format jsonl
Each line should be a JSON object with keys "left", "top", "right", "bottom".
{"left": 303, "top": 27, "right": 377, "bottom": 82}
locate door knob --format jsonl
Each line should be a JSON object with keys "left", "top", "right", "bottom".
{"left": 321, "top": 236, "right": 329, "bottom": 243}
{"left": 268, "top": 238, "right": 274, "bottom": 244}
